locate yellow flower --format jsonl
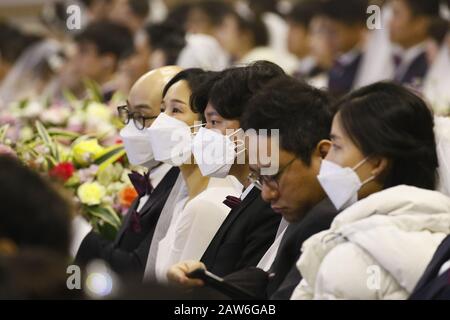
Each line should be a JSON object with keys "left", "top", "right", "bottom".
{"left": 77, "top": 182, "right": 106, "bottom": 206}
{"left": 86, "top": 102, "right": 112, "bottom": 122}
{"left": 72, "top": 139, "right": 104, "bottom": 166}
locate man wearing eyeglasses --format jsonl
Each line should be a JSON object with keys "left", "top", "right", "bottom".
{"left": 75, "top": 66, "right": 183, "bottom": 281}
{"left": 167, "top": 76, "right": 341, "bottom": 300}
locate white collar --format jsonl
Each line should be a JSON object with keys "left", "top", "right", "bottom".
{"left": 297, "top": 56, "right": 317, "bottom": 75}
{"left": 207, "top": 176, "right": 244, "bottom": 194}
{"left": 240, "top": 183, "right": 255, "bottom": 200}
{"left": 393, "top": 41, "right": 427, "bottom": 75}
{"left": 149, "top": 163, "right": 173, "bottom": 189}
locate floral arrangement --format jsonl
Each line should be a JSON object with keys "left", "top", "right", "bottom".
{"left": 0, "top": 83, "right": 137, "bottom": 240}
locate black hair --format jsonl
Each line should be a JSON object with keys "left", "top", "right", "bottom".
{"left": 248, "top": 0, "right": 279, "bottom": 16}
{"left": 162, "top": 69, "right": 217, "bottom": 117}
{"left": 144, "top": 22, "right": 186, "bottom": 65}
{"left": 165, "top": 3, "right": 195, "bottom": 29}
{"left": 319, "top": 0, "right": 369, "bottom": 26}
{"left": 191, "top": 1, "right": 234, "bottom": 27}
{"left": 0, "top": 22, "right": 41, "bottom": 64}
{"left": 428, "top": 17, "right": 449, "bottom": 45}
{"left": 403, "top": 0, "right": 441, "bottom": 17}
{"left": 0, "top": 156, "right": 71, "bottom": 256}
{"left": 74, "top": 20, "right": 133, "bottom": 61}
{"left": 192, "top": 61, "right": 285, "bottom": 120}
{"left": 0, "top": 249, "right": 83, "bottom": 299}
{"left": 241, "top": 76, "right": 335, "bottom": 165}
{"left": 128, "top": 0, "right": 150, "bottom": 19}
{"left": 287, "top": 0, "right": 321, "bottom": 29}
{"left": 226, "top": 11, "right": 269, "bottom": 47}
{"left": 336, "top": 81, "right": 438, "bottom": 190}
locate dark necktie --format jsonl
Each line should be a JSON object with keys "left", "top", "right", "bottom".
{"left": 129, "top": 170, "right": 153, "bottom": 197}
{"left": 223, "top": 195, "right": 242, "bottom": 210}
{"left": 128, "top": 171, "right": 153, "bottom": 233}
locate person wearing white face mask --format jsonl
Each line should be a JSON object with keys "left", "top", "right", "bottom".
{"left": 75, "top": 67, "right": 183, "bottom": 280}
{"left": 167, "top": 62, "right": 284, "bottom": 284}
{"left": 292, "top": 82, "right": 450, "bottom": 300}
{"left": 144, "top": 69, "right": 243, "bottom": 282}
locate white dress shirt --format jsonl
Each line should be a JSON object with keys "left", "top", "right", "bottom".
{"left": 136, "top": 163, "right": 172, "bottom": 212}
{"left": 392, "top": 41, "right": 428, "bottom": 81}
{"left": 155, "top": 175, "right": 243, "bottom": 282}
{"left": 257, "top": 218, "right": 290, "bottom": 271}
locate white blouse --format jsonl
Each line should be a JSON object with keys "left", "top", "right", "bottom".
{"left": 155, "top": 176, "right": 243, "bottom": 282}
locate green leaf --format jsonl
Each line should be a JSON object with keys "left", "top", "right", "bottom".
{"left": 85, "top": 205, "right": 122, "bottom": 230}
{"left": 35, "top": 121, "right": 60, "bottom": 163}
{"left": 0, "top": 124, "right": 9, "bottom": 143}
{"left": 83, "top": 79, "right": 103, "bottom": 103}
{"left": 47, "top": 128, "right": 80, "bottom": 140}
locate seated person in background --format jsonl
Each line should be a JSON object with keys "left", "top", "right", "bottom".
{"left": 56, "top": 21, "right": 133, "bottom": 101}
{"left": 389, "top": 0, "right": 441, "bottom": 88}
{"left": 287, "top": 0, "right": 325, "bottom": 80}
{"left": 214, "top": 7, "right": 297, "bottom": 73}
{"left": 145, "top": 69, "right": 243, "bottom": 282}
{"left": 292, "top": 82, "right": 450, "bottom": 300}
{"left": 167, "top": 76, "right": 338, "bottom": 300}
{"left": 75, "top": 66, "right": 182, "bottom": 280}
{"left": 319, "top": 0, "right": 369, "bottom": 97}
{"left": 120, "top": 22, "right": 186, "bottom": 90}
{"left": 169, "top": 61, "right": 284, "bottom": 279}
{"left": 185, "top": 0, "right": 234, "bottom": 36}
{"left": 109, "top": 0, "right": 150, "bottom": 34}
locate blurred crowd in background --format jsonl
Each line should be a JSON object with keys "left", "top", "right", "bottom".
{"left": 0, "top": 0, "right": 449, "bottom": 114}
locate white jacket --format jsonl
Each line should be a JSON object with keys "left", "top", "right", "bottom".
{"left": 291, "top": 185, "right": 450, "bottom": 300}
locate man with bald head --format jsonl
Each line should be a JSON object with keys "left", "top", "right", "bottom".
{"left": 75, "top": 66, "right": 182, "bottom": 280}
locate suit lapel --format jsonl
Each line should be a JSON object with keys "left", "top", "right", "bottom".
{"left": 114, "top": 198, "right": 140, "bottom": 245}
{"left": 114, "top": 167, "right": 179, "bottom": 245}
{"left": 205, "top": 188, "right": 260, "bottom": 258}
{"left": 413, "top": 236, "right": 450, "bottom": 293}
{"left": 138, "top": 167, "right": 179, "bottom": 216}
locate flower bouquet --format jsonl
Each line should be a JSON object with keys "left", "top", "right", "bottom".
{"left": 1, "top": 121, "right": 138, "bottom": 240}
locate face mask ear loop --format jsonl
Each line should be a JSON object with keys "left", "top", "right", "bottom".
{"left": 190, "top": 123, "right": 206, "bottom": 136}
{"left": 226, "top": 128, "right": 243, "bottom": 138}
{"left": 353, "top": 156, "right": 376, "bottom": 187}
{"left": 352, "top": 156, "right": 370, "bottom": 171}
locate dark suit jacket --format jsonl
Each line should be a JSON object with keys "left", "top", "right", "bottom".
{"left": 409, "top": 235, "right": 450, "bottom": 300}
{"left": 75, "top": 167, "right": 179, "bottom": 280}
{"left": 200, "top": 188, "right": 281, "bottom": 277}
{"left": 223, "top": 198, "right": 339, "bottom": 300}
{"left": 328, "top": 53, "right": 363, "bottom": 97}
{"left": 396, "top": 51, "right": 429, "bottom": 87}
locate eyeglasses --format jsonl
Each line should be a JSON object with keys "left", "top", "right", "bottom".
{"left": 117, "top": 105, "right": 157, "bottom": 130}
{"left": 248, "top": 157, "right": 297, "bottom": 191}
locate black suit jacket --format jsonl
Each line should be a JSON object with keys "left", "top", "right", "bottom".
{"left": 328, "top": 53, "right": 363, "bottom": 97}
{"left": 75, "top": 167, "right": 179, "bottom": 280}
{"left": 223, "top": 198, "right": 338, "bottom": 300}
{"left": 409, "top": 235, "right": 450, "bottom": 300}
{"left": 396, "top": 51, "right": 429, "bottom": 87}
{"left": 200, "top": 188, "right": 281, "bottom": 277}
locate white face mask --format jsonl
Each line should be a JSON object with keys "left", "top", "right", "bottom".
{"left": 192, "top": 127, "right": 245, "bottom": 178}
{"left": 147, "top": 113, "right": 201, "bottom": 166}
{"left": 317, "top": 158, "right": 375, "bottom": 210}
{"left": 120, "top": 121, "right": 158, "bottom": 168}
